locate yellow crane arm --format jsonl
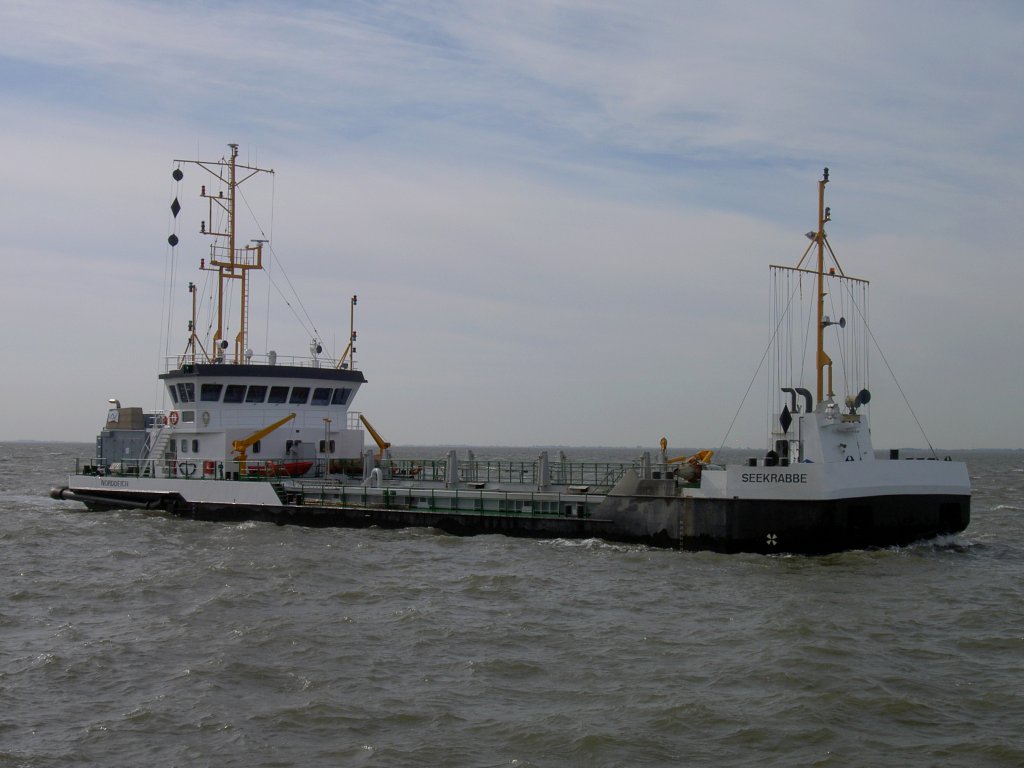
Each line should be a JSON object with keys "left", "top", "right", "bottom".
{"left": 667, "top": 449, "right": 715, "bottom": 465}
{"left": 359, "top": 414, "right": 391, "bottom": 458}
{"left": 232, "top": 412, "right": 297, "bottom": 467}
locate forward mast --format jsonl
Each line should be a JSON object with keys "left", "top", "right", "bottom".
{"left": 174, "top": 143, "right": 274, "bottom": 365}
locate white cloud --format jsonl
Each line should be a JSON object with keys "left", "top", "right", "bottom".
{"left": 0, "top": 0, "right": 1021, "bottom": 448}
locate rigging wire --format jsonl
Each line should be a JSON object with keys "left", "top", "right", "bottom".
{"left": 864, "top": 282, "right": 871, "bottom": 404}
{"left": 237, "top": 184, "right": 327, "bottom": 354}
{"left": 264, "top": 171, "right": 275, "bottom": 353}
{"left": 159, "top": 168, "right": 181, "bottom": 410}
{"left": 818, "top": 238, "right": 872, "bottom": 399}
{"left": 170, "top": 155, "right": 336, "bottom": 369}
{"left": 767, "top": 268, "right": 815, "bottom": 441}
{"left": 747, "top": 265, "right": 879, "bottom": 456}
{"left": 164, "top": 178, "right": 180, "bottom": 363}
{"left": 719, "top": 269, "right": 803, "bottom": 454}
{"left": 199, "top": 269, "right": 216, "bottom": 359}
{"left": 265, "top": 243, "right": 325, "bottom": 351}
{"left": 826, "top": 278, "right": 848, "bottom": 396}
{"left": 770, "top": 270, "right": 775, "bottom": 439}
{"left": 839, "top": 280, "right": 936, "bottom": 457}
{"left": 768, "top": 270, "right": 778, "bottom": 442}
{"left": 800, "top": 273, "right": 814, "bottom": 394}
{"left": 262, "top": 266, "right": 320, "bottom": 341}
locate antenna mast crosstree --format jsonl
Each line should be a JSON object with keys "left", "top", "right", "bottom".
{"left": 174, "top": 143, "right": 274, "bottom": 365}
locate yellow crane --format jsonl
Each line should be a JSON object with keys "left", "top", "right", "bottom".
{"left": 667, "top": 449, "right": 715, "bottom": 466}
{"left": 232, "top": 412, "right": 297, "bottom": 474}
{"left": 660, "top": 437, "right": 714, "bottom": 482}
{"left": 359, "top": 414, "right": 391, "bottom": 460}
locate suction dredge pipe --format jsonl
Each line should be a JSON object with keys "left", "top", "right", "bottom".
{"left": 49, "top": 487, "right": 168, "bottom": 511}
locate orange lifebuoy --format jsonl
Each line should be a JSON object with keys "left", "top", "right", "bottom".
{"left": 169, "top": 411, "right": 179, "bottom": 425}
{"left": 161, "top": 415, "right": 168, "bottom": 426}
{"left": 203, "top": 460, "right": 216, "bottom": 475}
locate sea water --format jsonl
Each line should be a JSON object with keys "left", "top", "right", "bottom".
{"left": 2, "top": 443, "right": 1022, "bottom": 767}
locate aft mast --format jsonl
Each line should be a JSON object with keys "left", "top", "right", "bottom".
{"left": 768, "top": 169, "right": 872, "bottom": 462}
{"left": 792, "top": 167, "right": 851, "bottom": 407}
{"left": 814, "top": 168, "right": 831, "bottom": 404}
{"left": 173, "top": 143, "right": 274, "bottom": 365}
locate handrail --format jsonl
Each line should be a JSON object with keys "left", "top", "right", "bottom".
{"left": 285, "top": 482, "right": 605, "bottom": 517}
{"left": 72, "top": 455, "right": 312, "bottom": 481}
{"left": 73, "top": 455, "right": 641, "bottom": 489}
{"left": 163, "top": 353, "right": 354, "bottom": 373}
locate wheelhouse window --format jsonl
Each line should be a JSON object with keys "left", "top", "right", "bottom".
{"left": 224, "top": 384, "right": 246, "bottom": 403}
{"left": 311, "top": 387, "right": 331, "bottom": 406}
{"left": 331, "top": 388, "right": 351, "bottom": 405}
{"left": 245, "top": 385, "right": 268, "bottom": 403}
{"left": 289, "top": 387, "right": 310, "bottom": 405}
{"left": 268, "top": 386, "right": 289, "bottom": 404}
{"left": 167, "top": 385, "right": 179, "bottom": 404}
{"left": 177, "top": 383, "right": 195, "bottom": 403}
{"left": 200, "top": 383, "right": 223, "bottom": 402}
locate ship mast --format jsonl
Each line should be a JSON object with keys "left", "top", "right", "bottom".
{"left": 815, "top": 168, "right": 831, "bottom": 404}
{"left": 174, "top": 144, "right": 274, "bottom": 364}
{"left": 776, "top": 168, "right": 869, "bottom": 418}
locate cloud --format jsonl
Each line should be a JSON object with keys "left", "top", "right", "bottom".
{"left": 0, "top": 0, "right": 1022, "bottom": 448}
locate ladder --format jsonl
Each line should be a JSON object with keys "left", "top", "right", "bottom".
{"left": 142, "top": 426, "right": 173, "bottom": 477}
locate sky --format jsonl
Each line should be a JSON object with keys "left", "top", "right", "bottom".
{"left": 1, "top": 0, "right": 1022, "bottom": 450}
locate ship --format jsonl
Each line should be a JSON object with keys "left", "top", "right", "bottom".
{"left": 51, "top": 148, "right": 971, "bottom": 554}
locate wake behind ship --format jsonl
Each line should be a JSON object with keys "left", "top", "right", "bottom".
{"left": 52, "top": 149, "right": 970, "bottom": 554}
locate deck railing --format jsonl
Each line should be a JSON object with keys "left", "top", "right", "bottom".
{"left": 283, "top": 483, "right": 605, "bottom": 519}
{"left": 164, "top": 352, "right": 351, "bottom": 373}
{"left": 75, "top": 456, "right": 312, "bottom": 481}
{"left": 73, "top": 455, "right": 643, "bottom": 491}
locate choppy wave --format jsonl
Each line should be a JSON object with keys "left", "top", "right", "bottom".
{"left": 2, "top": 444, "right": 1023, "bottom": 767}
